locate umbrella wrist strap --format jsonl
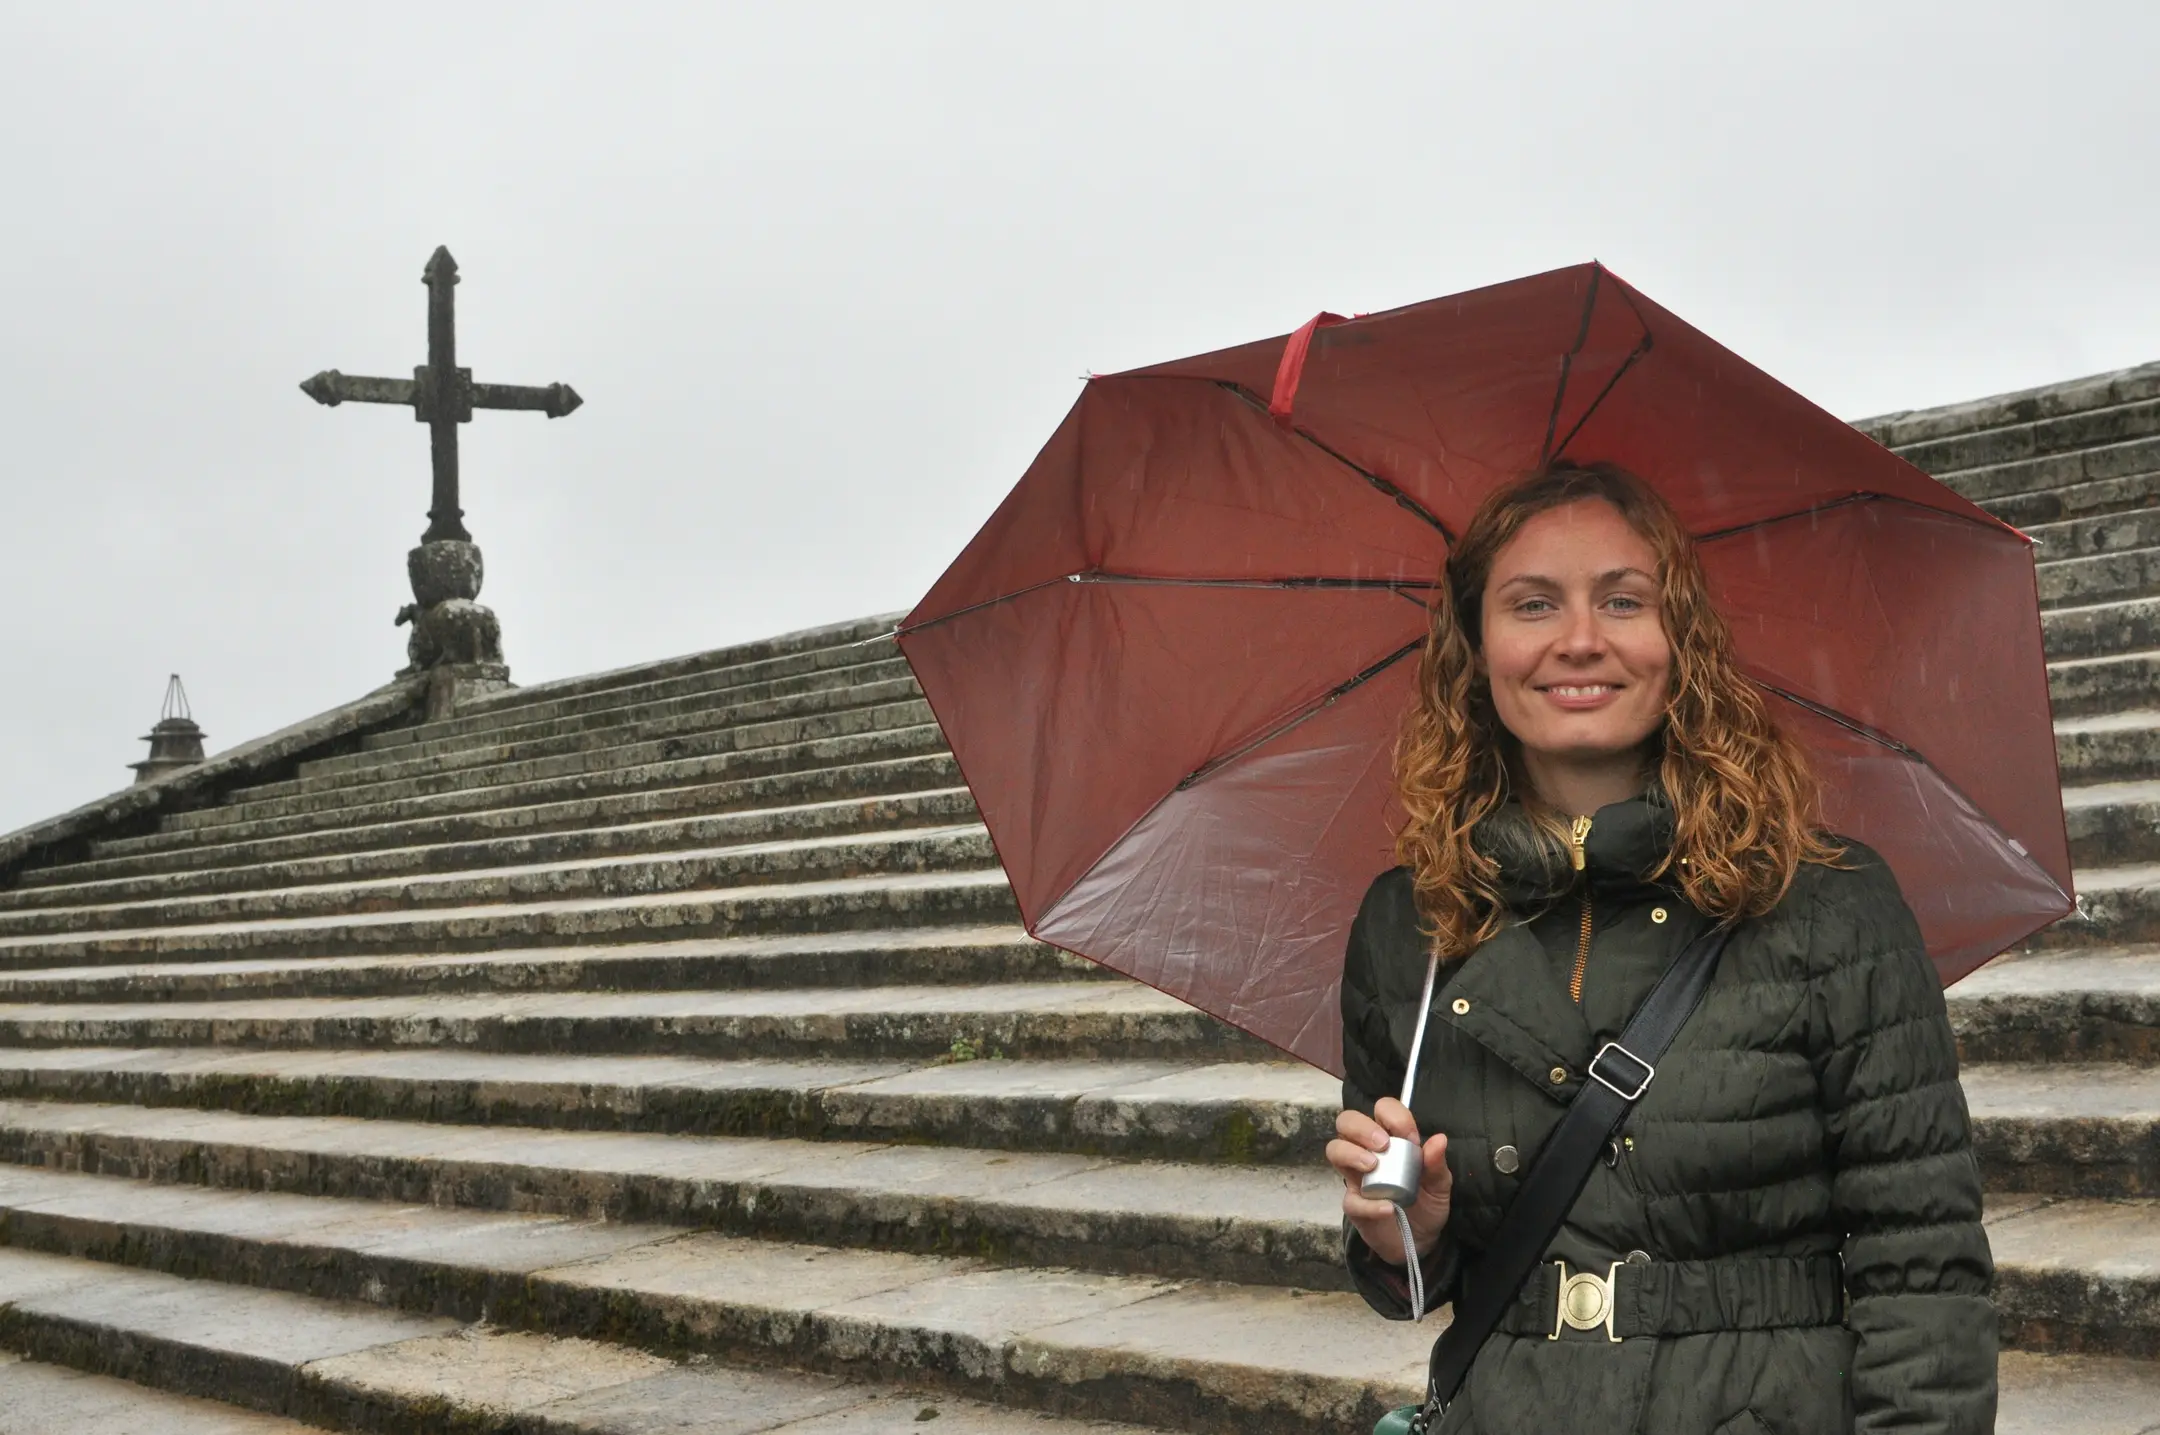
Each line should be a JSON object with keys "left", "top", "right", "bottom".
{"left": 1416, "top": 920, "right": 1732, "bottom": 1424}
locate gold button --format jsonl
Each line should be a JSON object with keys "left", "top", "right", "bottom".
{"left": 1493, "top": 1144, "right": 1519, "bottom": 1174}
{"left": 1549, "top": 1066, "right": 1568, "bottom": 1085}
{"left": 1650, "top": 907, "right": 1668, "bottom": 924}
{"left": 1451, "top": 998, "right": 1470, "bottom": 1015}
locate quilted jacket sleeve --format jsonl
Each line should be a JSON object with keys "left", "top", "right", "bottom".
{"left": 1812, "top": 848, "right": 1997, "bottom": 1434}
{"left": 1340, "top": 871, "right": 1464, "bottom": 1320}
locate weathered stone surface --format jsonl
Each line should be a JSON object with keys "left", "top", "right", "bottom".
{"left": 0, "top": 1353, "right": 319, "bottom": 1432}
{"left": 1951, "top": 948, "right": 2160, "bottom": 1060}
{"left": 406, "top": 540, "right": 485, "bottom": 606}
{"left": 0, "top": 1101, "right": 1347, "bottom": 1285}
{"left": 0, "top": 926, "right": 1092, "bottom": 1005}
{"left": 0, "top": 1046, "right": 1336, "bottom": 1161}
{"left": 0, "top": 869, "right": 1022, "bottom": 971}
{"left": 1996, "top": 1350, "right": 2160, "bottom": 1435}
{"left": 0, "top": 1242, "right": 1158, "bottom": 1434}
{"left": 1988, "top": 1196, "right": 2160, "bottom": 1357}
{"left": 0, "top": 981, "right": 1270, "bottom": 1063}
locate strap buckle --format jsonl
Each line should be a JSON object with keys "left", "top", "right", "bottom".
{"left": 1587, "top": 1041, "right": 1655, "bottom": 1101}
{"left": 1547, "top": 1260, "right": 1625, "bottom": 1344}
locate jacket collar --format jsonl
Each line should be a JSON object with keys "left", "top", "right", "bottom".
{"left": 1470, "top": 787, "right": 1679, "bottom": 910}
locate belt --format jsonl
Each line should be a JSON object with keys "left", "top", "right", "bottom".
{"left": 1489, "top": 1255, "right": 1844, "bottom": 1342}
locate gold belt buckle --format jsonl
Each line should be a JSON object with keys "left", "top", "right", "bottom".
{"left": 1547, "top": 1261, "right": 1623, "bottom": 1344}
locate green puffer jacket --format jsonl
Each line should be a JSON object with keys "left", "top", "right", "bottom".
{"left": 1340, "top": 793, "right": 1996, "bottom": 1435}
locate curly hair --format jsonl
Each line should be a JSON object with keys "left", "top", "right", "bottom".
{"left": 1395, "top": 462, "right": 1840, "bottom": 957}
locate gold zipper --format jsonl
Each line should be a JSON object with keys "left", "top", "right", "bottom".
{"left": 1568, "top": 815, "right": 1593, "bottom": 1004}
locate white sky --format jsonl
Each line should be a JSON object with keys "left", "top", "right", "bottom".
{"left": 2, "top": 2, "right": 2156, "bottom": 831}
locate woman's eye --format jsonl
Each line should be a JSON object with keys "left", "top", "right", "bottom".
{"left": 1516, "top": 598, "right": 1555, "bottom": 616}
{"left": 1606, "top": 595, "right": 1646, "bottom": 614}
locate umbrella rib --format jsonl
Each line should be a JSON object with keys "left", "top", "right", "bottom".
{"left": 1549, "top": 328, "right": 1655, "bottom": 462}
{"left": 1176, "top": 636, "right": 1424, "bottom": 791}
{"left": 1754, "top": 679, "right": 1921, "bottom": 760}
{"left": 1216, "top": 381, "right": 1454, "bottom": 539}
{"left": 897, "top": 572, "right": 1435, "bottom": 636}
{"left": 1691, "top": 490, "right": 2021, "bottom": 547}
{"left": 1069, "top": 572, "right": 1438, "bottom": 592}
{"left": 1539, "top": 264, "right": 1604, "bottom": 467}
{"left": 893, "top": 574, "right": 1068, "bottom": 637}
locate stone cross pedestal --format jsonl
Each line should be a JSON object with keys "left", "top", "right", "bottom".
{"left": 397, "top": 539, "right": 508, "bottom": 718}
{"left": 299, "top": 246, "right": 583, "bottom": 717}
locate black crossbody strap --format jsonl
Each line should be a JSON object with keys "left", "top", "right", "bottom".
{"left": 1419, "top": 919, "right": 1733, "bottom": 1422}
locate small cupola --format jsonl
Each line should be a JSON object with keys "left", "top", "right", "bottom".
{"left": 131, "top": 675, "right": 207, "bottom": 785}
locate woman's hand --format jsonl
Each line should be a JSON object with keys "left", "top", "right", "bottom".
{"left": 1328, "top": 1098, "right": 1453, "bottom": 1266}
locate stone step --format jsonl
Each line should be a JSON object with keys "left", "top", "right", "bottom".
{"left": 1951, "top": 425, "right": 2160, "bottom": 508}
{"left": 371, "top": 619, "right": 903, "bottom": 752}
{"left": 87, "top": 750, "right": 962, "bottom": 867}
{"left": 1958, "top": 1350, "right": 2160, "bottom": 1435}
{"left": 2051, "top": 650, "right": 2160, "bottom": 719}
{"left": 0, "top": 869, "right": 1021, "bottom": 972}
{"left": 1987, "top": 464, "right": 2160, "bottom": 532}
{"left": 302, "top": 666, "right": 923, "bottom": 786}
{"left": 0, "top": 927, "right": 1098, "bottom": 1005}
{"left": 0, "top": 1352, "right": 320, "bottom": 1433}
{"left": 2043, "top": 596, "right": 2160, "bottom": 664}
{"left": 1988, "top": 1193, "right": 2160, "bottom": 1361}
{"left": 1961, "top": 1062, "right": 2160, "bottom": 1197}
{"left": 6, "top": 789, "right": 981, "bottom": 910}
{"left": 351, "top": 649, "right": 915, "bottom": 768}
{"left": 0, "top": 1046, "right": 1336, "bottom": 1164}
{"left": 158, "top": 723, "right": 954, "bottom": 839}
{"left": 0, "top": 982, "right": 1266, "bottom": 1065}
{"left": 0, "top": 1175, "right": 1427, "bottom": 1435}
{"left": 0, "top": 1241, "right": 1157, "bottom": 1435}
{"left": 1947, "top": 947, "right": 2160, "bottom": 1057}
{"left": 2040, "top": 544, "right": 2160, "bottom": 611}
{"left": 0, "top": 826, "right": 999, "bottom": 940}
{"left": 0, "top": 1101, "right": 1348, "bottom": 1291}
{"left": 2065, "top": 779, "right": 2160, "bottom": 867}
{"left": 1860, "top": 359, "right": 2160, "bottom": 454}
{"left": 1890, "top": 393, "right": 2160, "bottom": 484}
{"left": 2054, "top": 709, "right": 2160, "bottom": 785}
{"left": 2027, "top": 505, "right": 2160, "bottom": 564}
{"left": 233, "top": 696, "right": 938, "bottom": 812}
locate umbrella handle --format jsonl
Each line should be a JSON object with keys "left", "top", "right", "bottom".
{"left": 1359, "top": 953, "right": 1442, "bottom": 1210}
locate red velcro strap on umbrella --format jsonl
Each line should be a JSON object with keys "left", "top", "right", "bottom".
{"left": 1268, "top": 311, "right": 1348, "bottom": 426}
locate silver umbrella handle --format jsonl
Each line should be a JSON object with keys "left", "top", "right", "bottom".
{"left": 1360, "top": 951, "right": 1440, "bottom": 1205}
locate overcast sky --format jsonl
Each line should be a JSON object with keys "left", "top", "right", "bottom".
{"left": 1, "top": 2, "right": 2155, "bottom": 831}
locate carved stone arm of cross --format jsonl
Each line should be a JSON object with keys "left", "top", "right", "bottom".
{"left": 299, "top": 370, "right": 582, "bottom": 419}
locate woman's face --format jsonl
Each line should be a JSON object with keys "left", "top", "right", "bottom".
{"left": 1478, "top": 498, "right": 1673, "bottom": 781}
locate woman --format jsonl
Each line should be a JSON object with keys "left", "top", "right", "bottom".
{"left": 1326, "top": 464, "right": 1996, "bottom": 1435}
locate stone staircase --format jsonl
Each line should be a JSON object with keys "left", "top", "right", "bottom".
{"left": 0, "top": 368, "right": 2151, "bottom": 1433}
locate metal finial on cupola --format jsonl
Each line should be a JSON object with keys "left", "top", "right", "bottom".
{"left": 130, "top": 674, "right": 207, "bottom": 785}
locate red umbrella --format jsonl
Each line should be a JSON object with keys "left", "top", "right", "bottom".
{"left": 898, "top": 263, "right": 2072, "bottom": 1076}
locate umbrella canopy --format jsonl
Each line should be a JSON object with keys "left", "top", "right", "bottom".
{"left": 898, "top": 262, "right": 2071, "bottom": 1076}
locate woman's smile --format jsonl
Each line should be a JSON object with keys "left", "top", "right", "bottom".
{"left": 1537, "top": 680, "right": 1624, "bottom": 708}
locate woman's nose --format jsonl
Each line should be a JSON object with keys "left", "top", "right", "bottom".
{"left": 1555, "top": 604, "right": 1605, "bottom": 656}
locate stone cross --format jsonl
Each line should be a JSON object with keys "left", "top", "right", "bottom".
{"left": 299, "top": 246, "right": 582, "bottom": 544}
